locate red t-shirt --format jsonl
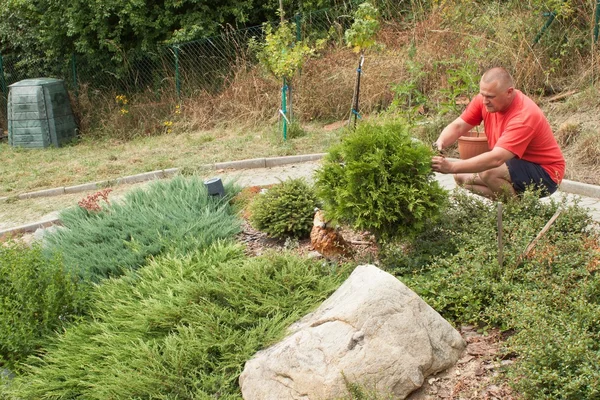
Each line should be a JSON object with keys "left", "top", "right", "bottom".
{"left": 461, "top": 90, "right": 565, "bottom": 183}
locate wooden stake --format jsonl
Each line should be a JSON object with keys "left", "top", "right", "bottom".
{"left": 497, "top": 202, "right": 503, "bottom": 268}
{"left": 520, "top": 209, "right": 562, "bottom": 261}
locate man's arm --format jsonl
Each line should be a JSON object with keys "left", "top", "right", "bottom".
{"left": 432, "top": 146, "right": 515, "bottom": 174}
{"left": 435, "top": 117, "right": 475, "bottom": 150}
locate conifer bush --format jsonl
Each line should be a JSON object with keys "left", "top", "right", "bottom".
{"left": 249, "top": 178, "right": 318, "bottom": 239}
{"left": 314, "top": 121, "right": 447, "bottom": 242}
{"left": 44, "top": 176, "right": 242, "bottom": 282}
{"left": 2, "top": 243, "right": 351, "bottom": 399}
{"left": 0, "top": 242, "right": 88, "bottom": 371}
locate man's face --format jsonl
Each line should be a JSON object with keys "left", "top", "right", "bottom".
{"left": 479, "top": 79, "right": 514, "bottom": 113}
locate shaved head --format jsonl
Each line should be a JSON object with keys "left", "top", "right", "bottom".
{"left": 481, "top": 67, "right": 514, "bottom": 91}
{"left": 479, "top": 67, "right": 516, "bottom": 113}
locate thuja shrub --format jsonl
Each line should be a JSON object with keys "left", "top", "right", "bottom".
{"left": 249, "top": 178, "right": 318, "bottom": 239}
{"left": 403, "top": 190, "right": 599, "bottom": 398}
{"left": 0, "top": 242, "right": 88, "bottom": 371}
{"left": 44, "top": 176, "right": 242, "bottom": 282}
{"left": 3, "top": 243, "right": 352, "bottom": 399}
{"left": 315, "top": 121, "right": 447, "bottom": 242}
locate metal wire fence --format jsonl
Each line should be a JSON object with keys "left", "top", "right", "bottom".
{"left": 0, "top": 0, "right": 589, "bottom": 131}
{"left": 0, "top": 1, "right": 369, "bottom": 130}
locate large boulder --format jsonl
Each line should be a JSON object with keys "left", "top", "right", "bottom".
{"left": 239, "top": 264, "right": 466, "bottom": 399}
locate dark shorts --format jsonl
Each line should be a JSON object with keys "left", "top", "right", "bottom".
{"left": 506, "top": 158, "right": 558, "bottom": 196}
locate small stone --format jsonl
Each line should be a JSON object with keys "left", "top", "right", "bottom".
{"left": 307, "top": 251, "right": 323, "bottom": 259}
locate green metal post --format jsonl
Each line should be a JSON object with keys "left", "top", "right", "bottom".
{"left": 0, "top": 53, "right": 7, "bottom": 129}
{"left": 71, "top": 53, "right": 79, "bottom": 98}
{"left": 295, "top": 13, "right": 302, "bottom": 42}
{"left": 0, "top": 53, "right": 6, "bottom": 101}
{"left": 533, "top": 12, "right": 556, "bottom": 46}
{"left": 282, "top": 78, "right": 288, "bottom": 141}
{"left": 174, "top": 46, "right": 181, "bottom": 99}
{"left": 595, "top": 0, "right": 600, "bottom": 43}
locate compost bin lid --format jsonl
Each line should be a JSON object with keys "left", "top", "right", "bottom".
{"left": 8, "top": 78, "right": 64, "bottom": 88}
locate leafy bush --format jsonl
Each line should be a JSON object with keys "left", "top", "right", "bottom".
{"left": 314, "top": 121, "right": 448, "bottom": 242}
{"left": 401, "top": 189, "right": 600, "bottom": 398}
{"left": 379, "top": 190, "right": 494, "bottom": 274}
{"left": 44, "top": 175, "right": 242, "bottom": 282}
{"left": 2, "top": 243, "right": 352, "bottom": 399}
{"left": 0, "top": 242, "right": 88, "bottom": 371}
{"left": 249, "top": 178, "right": 318, "bottom": 239}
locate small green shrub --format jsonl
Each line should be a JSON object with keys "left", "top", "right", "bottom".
{"left": 0, "top": 242, "right": 88, "bottom": 371}
{"left": 249, "top": 178, "right": 318, "bottom": 239}
{"left": 315, "top": 121, "right": 448, "bottom": 242}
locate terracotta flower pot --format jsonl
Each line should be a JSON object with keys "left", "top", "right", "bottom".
{"left": 457, "top": 131, "right": 489, "bottom": 160}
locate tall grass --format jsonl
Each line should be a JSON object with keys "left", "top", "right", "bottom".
{"left": 67, "top": 1, "right": 598, "bottom": 140}
{"left": 2, "top": 244, "right": 352, "bottom": 399}
{"left": 44, "top": 175, "right": 242, "bottom": 281}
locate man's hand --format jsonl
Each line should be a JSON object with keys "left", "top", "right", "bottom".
{"left": 431, "top": 156, "right": 454, "bottom": 174}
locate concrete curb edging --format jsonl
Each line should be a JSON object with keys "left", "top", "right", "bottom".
{"left": 2, "top": 152, "right": 600, "bottom": 239}
{"left": 5, "top": 153, "right": 328, "bottom": 203}
{"left": 560, "top": 179, "right": 600, "bottom": 199}
{"left": 0, "top": 218, "right": 61, "bottom": 239}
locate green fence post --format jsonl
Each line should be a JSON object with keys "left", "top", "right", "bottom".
{"left": 295, "top": 13, "right": 302, "bottom": 42}
{"left": 174, "top": 46, "right": 181, "bottom": 99}
{"left": 282, "top": 78, "right": 288, "bottom": 141}
{"left": 533, "top": 12, "right": 556, "bottom": 46}
{"left": 595, "top": 0, "right": 600, "bottom": 43}
{"left": 71, "top": 53, "right": 79, "bottom": 98}
{"left": 0, "top": 53, "right": 6, "bottom": 101}
{"left": 0, "top": 53, "right": 7, "bottom": 129}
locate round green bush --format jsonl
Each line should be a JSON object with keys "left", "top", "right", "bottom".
{"left": 249, "top": 178, "right": 318, "bottom": 239}
{"left": 314, "top": 120, "right": 447, "bottom": 242}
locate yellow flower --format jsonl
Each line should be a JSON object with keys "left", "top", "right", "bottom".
{"left": 116, "top": 95, "right": 128, "bottom": 105}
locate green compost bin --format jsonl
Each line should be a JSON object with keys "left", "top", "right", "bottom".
{"left": 8, "top": 78, "right": 77, "bottom": 148}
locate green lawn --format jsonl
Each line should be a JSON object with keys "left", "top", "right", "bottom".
{"left": 0, "top": 123, "right": 341, "bottom": 197}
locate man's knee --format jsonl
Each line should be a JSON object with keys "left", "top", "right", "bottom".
{"left": 478, "top": 169, "right": 494, "bottom": 183}
{"left": 453, "top": 174, "right": 464, "bottom": 185}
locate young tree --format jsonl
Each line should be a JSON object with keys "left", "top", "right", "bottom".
{"left": 344, "top": 2, "right": 380, "bottom": 128}
{"left": 252, "top": 17, "right": 323, "bottom": 139}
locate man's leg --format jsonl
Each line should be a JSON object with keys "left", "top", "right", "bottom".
{"left": 454, "top": 164, "right": 515, "bottom": 200}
